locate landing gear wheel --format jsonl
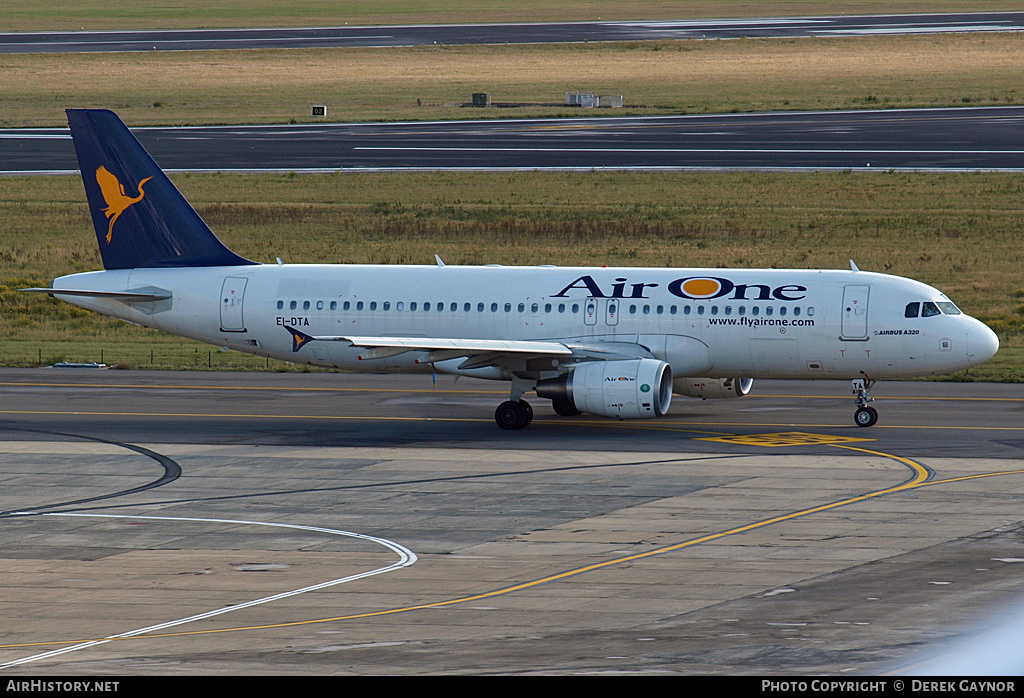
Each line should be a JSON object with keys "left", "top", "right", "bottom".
{"left": 854, "top": 406, "right": 878, "bottom": 428}
{"left": 551, "top": 398, "right": 580, "bottom": 417}
{"left": 521, "top": 400, "right": 534, "bottom": 426}
{"left": 495, "top": 400, "right": 532, "bottom": 430}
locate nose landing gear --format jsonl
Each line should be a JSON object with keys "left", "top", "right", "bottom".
{"left": 852, "top": 375, "right": 878, "bottom": 427}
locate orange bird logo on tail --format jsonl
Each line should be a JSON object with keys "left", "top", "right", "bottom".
{"left": 95, "top": 166, "right": 153, "bottom": 244}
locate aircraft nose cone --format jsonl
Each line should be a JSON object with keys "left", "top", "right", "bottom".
{"left": 970, "top": 320, "right": 1000, "bottom": 364}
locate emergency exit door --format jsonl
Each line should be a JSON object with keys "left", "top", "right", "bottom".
{"left": 841, "top": 284, "right": 870, "bottom": 340}
{"left": 582, "top": 298, "right": 619, "bottom": 327}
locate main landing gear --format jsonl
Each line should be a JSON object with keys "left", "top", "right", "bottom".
{"left": 495, "top": 400, "right": 533, "bottom": 430}
{"left": 852, "top": 375, "right": 878, "bottom": 427}
{"left": 495, "top": 376, "right": 585, "bottom": 429}
{"left": 495, "top": 376, "right": 535, "bottom": 430}
{"left": 551, "top": 398, "right": 580, "bottom": 417}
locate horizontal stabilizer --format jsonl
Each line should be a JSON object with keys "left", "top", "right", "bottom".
{"left": 22, "top": 287, "right": 172, "bottom": 301}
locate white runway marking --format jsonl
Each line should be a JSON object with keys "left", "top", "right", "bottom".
{"left": 355, "top": 146, "right": 1024, "bottom": 154}
{"left": 0, "top": 512, "right": 417, "bottom": 669}
{"left": 0, "top": 134, "right": 71, "bottom": 139}
{"left": 814, "top": 25, "right": 1022, "bottom": 35}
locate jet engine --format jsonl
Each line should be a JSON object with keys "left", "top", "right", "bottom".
{"left": 536, "top": 358, "right": 673, "bottom": 419}
{"left": 673, "top": 376, "right": 753, "bottom": 399}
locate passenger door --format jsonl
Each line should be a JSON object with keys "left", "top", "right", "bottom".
{"left": 219, "top": 276, "right": 247, "bottom": 332}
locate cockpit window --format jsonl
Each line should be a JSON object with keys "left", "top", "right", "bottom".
{"left": 921, "top": 301, "right": 941, "bottom": 318}
{"left": 936, "top": 301, "right": 962, "bottom": 315}
{"left": 904, "top": 302, "right": 920, "bottom": 318}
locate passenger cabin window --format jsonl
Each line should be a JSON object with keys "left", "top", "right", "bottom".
{"left": 905, "top": 302, "right": 920, "bottom": 318}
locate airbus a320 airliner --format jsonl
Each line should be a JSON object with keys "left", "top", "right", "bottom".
{"left": 26, "top": 110, "right": 1000, "bottom": 429}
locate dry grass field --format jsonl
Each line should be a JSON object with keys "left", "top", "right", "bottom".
{"left": 2, "top": 32, "right": 1023, "bottom": 127}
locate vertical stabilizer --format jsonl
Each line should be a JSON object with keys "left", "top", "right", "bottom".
{"left": 67, "top": 109, "right": 256, "bottom": 270}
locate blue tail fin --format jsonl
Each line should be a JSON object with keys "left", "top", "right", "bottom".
{"left": 67, "top": 109, "right": 256, "bottom": 270}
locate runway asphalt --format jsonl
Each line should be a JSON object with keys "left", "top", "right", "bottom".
{"left": 2, "top": 12, "right": 1022, "bottom": 53}
{"left": 5, "top": 107, "right": 1024, "bottom": 174}
{"left": 0, "top": 368, "right": 1022, "bottom": 674}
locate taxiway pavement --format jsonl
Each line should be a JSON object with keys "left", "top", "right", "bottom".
{"left": 5, "top": 107, "right": 1024, "bottom": 174}
{"left": 0, "top": 369, "right": 1022, "bottom": 674}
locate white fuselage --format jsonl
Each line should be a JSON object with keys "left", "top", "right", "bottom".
{"left": 52, "top": 264, "right": 999, "bottom": 385}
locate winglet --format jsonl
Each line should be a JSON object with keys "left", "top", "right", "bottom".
{"left": 285, "top": 325, "right": 315, "bottom": 352}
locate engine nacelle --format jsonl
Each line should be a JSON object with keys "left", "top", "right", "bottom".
{"left": 673, "top": 376, "right": 753, "bottom": 399}
{"left": 536, "top": 359, "right": 673, "bottom": 419}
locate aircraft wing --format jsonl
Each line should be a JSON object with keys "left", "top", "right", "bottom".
{"left": 284, "top": 327, "right": 653, "bottom": 370}
{"left": 293, "top": 332, "right": 572, "bottom": 366}
{"left": 338, "top": 336, "right": 572, "bottom": 356}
